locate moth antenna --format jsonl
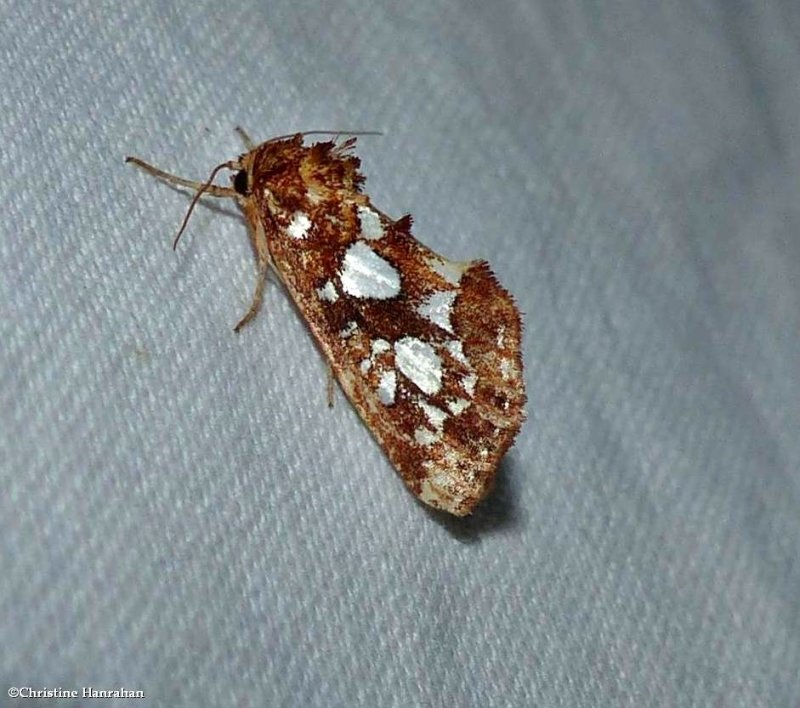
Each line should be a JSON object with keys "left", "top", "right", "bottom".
{"left": 171, "top": 160, "right": 238, "bottom": 250}
{"left": 301, "top": 130, "right": 383, "bottom": 138}
{"left": 265, "top": 130, "right": 383, "bottom": 144}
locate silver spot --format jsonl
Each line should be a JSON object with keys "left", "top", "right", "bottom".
{"left": 360, "top": 358, "right": 372, "bottom": 374}
{"left": 447, "top": 398, "right": 471, "bottom": 416}
{"left": 417, "top": 291, "right": 456, "bottom": 333}
{"left": 357, "top": 205, "right": 384, "bottom": 240}
{"left": 378, "top": 370, "right": 397, "bottom": 405}
{"left": 394, "top": 337, "right": 442, "bottom": 395}
{"left": 287, "top": 212, "right": 312, "bottom": 240}
{"left": 316, "top": 280, "right": 339, "bottom": 302}
{"left": 445, "top": 340, "right": 469, "bottom": 366}
{"left": 414, "top": 427, "right": 440, "bottom": 446}
{"left": 372, "top": 339, "right": 391, "bottom": 356}
{"left": 427, "top": 256, "right": 468, "bottom": 285}
{"left": 462, "top": 373, "right": 477, "bottom": 396}
{"left": 500, "top": 359, "right": 514, "bottom": 381}
{"left": 340, "top": 242, "right": 401, "bottom": 299}
{"left": 418, "top": 399, "right": 448, "bottom": 429}
{"left": 339, "top": 321, "right": 358, "bottom": 339}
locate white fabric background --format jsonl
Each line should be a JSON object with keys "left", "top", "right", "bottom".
{"left": 2, "top": 1, "right": 799, "bottom": 706}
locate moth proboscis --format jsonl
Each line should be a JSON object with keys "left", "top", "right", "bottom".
{"left": 126, "top": 129, "right": 525, "bottom": 516}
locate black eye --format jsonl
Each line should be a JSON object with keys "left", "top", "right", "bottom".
{"left": 233, "top": 170, "right": 249, "bottom": 195}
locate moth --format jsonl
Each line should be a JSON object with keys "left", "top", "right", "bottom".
{"left": 127, "top": 129, "right": 525, "bottom": 516}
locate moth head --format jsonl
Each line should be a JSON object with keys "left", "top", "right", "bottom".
{"left": 230, "top": 150, "right": 257, "bottom": 197}
{"left": 248, "top": 134, "right": 365, "bottom": 197}
{"left": 248, "top": 135, "right": 305, "bottom": 181}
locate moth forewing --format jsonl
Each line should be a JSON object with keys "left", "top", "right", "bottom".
{"left": 127, "top": 133, "right": 525, "bottom": 516}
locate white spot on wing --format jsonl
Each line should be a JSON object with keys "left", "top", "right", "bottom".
{"left": 462, "top": 373, "right": 477, "bottom": 396}
{"left": 500, "top": 359, "right": 514, "bottom": 380}
{"left": 339, "top": 321, "right": 358, "bottom": 339}
{"left": 378, "top": 370, "right": 397, "bottom": 405}
{"left": 417, "top": 291, "right": 456, "bottom": 333}
{"left": 447, "top": 398, "right": 471, "bottom": 416}
{"left": 418, "top": 399, "right": 448, "bottom": 429}
{"left": 340, "top": 242, "right": 401, "bottom": 299}
{"left": 361, "top": 338, "right": 390, "bottom": 376}
{"left": 445, "top": 340, "right": 469, "bottom": 366}
{"left": 287, "top": 212, "right": 312, "bottom": 240}
{"left": 415, "top": 427, "right": 439, "bottom": 446}
{"left": 427, "top": 256, "right": 467, "bottom": 285}
{"left": 316, "top": 280, "right": 339, "bottom": 302}
{"left": 372, "top": 339, "right": 391, "bottom": 356}
{"left": 357, "top": 205, "right": 384, "bottom": 240}
{"left": 394, "top": 337, "right": 442, "bottom": 395}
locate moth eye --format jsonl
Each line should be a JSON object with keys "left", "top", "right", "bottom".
{"left": 233, "top": 170, "right": 249, "bottom": 195}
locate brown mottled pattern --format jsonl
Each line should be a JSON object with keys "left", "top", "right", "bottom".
{"left": 237, "top": 135, "right": 525, "bottom": 516}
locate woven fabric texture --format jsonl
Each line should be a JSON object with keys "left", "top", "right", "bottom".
{"left": 2, "top": 1, "right": 799, "bottom": 706}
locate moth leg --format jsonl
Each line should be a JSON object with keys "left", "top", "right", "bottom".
{"left": 234, "top": 264, "right": 267, "bottom": 333}
{"left": 125, "top": 157, "right": 237, "bottom": 198}
{"left": 234, "top": 210, "right": 271, "bottom": 333}
{"left": 326, "top": 365, "right": 335, "bottom": 408}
